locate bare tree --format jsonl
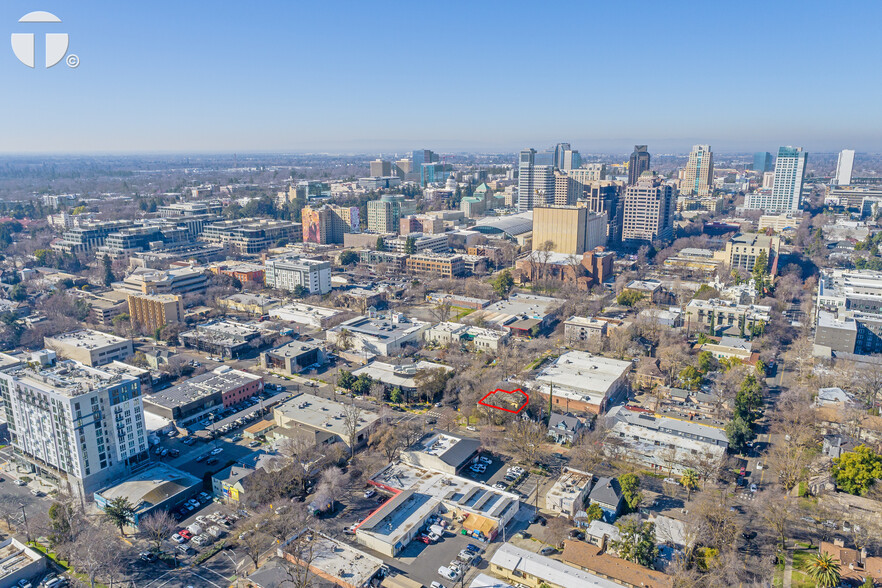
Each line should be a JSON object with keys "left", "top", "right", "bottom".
{"left": 506, "top": 419, "right": 547, "bottom": 466}
{"left": 428, "top": 298, "right": 454, "bottom": 324}
{"left": 67, "top": 522, "right": 120, "bottom": 588}
{"left": 138, "top": 510, "right": 177, "bottom": 554}
{"left": 544, "top": 516, "right": 571, "bottom": 548}
{"left": 754, "top": 489, "right": 795, "bottom": 549}
{"left": 239, "top": 519, "right": 274, "bottom": 570}
{"left": 341, "top": 399, "right": 364, "bottom": 457}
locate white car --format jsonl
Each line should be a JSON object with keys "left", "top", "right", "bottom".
{"left": 171, "top": 533, "right": 185, "bottom": 543}
{"left": 430, "top": 583, "right": 446, "bottom": 588}
{"left": 210, "top": 447, "right": 223, "bottom": 455}
{"left": 437, "top": 567, "right": 460, "bottom": 581}
{"left": 364, "top": 488, "right": 376, "bottom": 499}
{"left": 478, "top": 456, "right": 492, "bottom": 464}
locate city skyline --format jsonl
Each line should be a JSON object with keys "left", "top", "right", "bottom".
{"left": 0, "top": 1, "right": 880, "bottom": 154}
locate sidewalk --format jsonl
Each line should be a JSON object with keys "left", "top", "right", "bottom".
{"left": 783, "top": 549, "right": 793, "bottom": 588}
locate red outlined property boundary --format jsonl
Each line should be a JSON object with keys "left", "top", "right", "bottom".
{"left": 478, "top": 388, "right": 529, "bottom": 414}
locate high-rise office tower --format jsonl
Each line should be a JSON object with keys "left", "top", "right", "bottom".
{"left": 302, "top": 204, "right": 354, "bottom": 244}
{"left": 0, "top": 353, "right": 149, "bottom": 499}
{"left": 561, "top": 149, "right": 582, "bottom": 171}
{"left": 835, "top": 149, "right": 855, "bottom": 186}
{"left": 552, "top": 143, "right": 571, "bottom": 169}
{"left": 553, "top": 170, "right": 579, "bottom": 205}
{"left": 681, "top": 144, "right": 714, "bottom": 197}
{"left": 394, "top": 159, "right": 412, "bottom": 178}
{"left": 584, "top": 181, "right": 623, "bottom": 243}
{"left": 621, "top": 173, "right": 674, "bottom": 244}
{"left": 753, "top": 152, "right": 773, "bottom": 174}
{"left": 367, "top": 195, "right": 408, "bottom": 233}
{"left": 532, "top": 205, "right": 608, "bottom": 255}
{"left": 412, "top": 149, "right": 439, "bottom": 169}
{"left": 370, "top": 159, "right": 392, "bottom": 177}
{"left": 770, "top": 146, "right": 808, "bottom": 212}
{"left": 628, "top": 145, "right": 651, "bottom": 185}
{"left": 518, "top": 149, "right": 555, "bottom": 212}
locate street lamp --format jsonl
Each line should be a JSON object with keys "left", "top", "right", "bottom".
{"left": 221, "top": 549, "right": 243, "bottom": 588}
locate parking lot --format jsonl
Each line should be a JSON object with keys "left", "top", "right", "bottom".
{"left": 392, "top": 523, "right": 489, "bottom": 588}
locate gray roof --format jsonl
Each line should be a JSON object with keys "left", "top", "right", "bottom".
{"left": 588, "top": 476, "right": 622, "bottom": 507}
{"left": 432, "top": 434, "right": 480, "bottom": 466}
{"left": 213, "top": 464, "right": 255, "bottom": 487}
{"left": 549, "top": 413, "right": 583, "bottom": 433}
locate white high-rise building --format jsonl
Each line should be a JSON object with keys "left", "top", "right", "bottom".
{"left": 744, "top": 146, "right": 807, "bottom": 212}
{"left": 0, "top": 353, "right": 149, "bottom": 499}
{"left": 518, "top": 149, "right": 555, "bottom": 212}
{"left": 264, "top": 256, "right": 331, "bottom": 295}
{"left": 681, "top": 144, "right": 714, "bottom": 197}
{"left": 835, "top": 149, "right": 855, "bottom": 186}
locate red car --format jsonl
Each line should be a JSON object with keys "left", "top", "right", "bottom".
{"left": 179, "top": 530, "right": 193, "bottom": 540}
{"left": 417, "top": 535, "right": 432, "bottom": 544}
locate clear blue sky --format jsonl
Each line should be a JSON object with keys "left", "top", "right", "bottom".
{"left": 1, "top": 0, "right": 879, "bottom": 154}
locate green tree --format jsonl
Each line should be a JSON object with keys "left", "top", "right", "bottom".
{"left": 611, "top": 518, "right": 659, "bottom": 568}
{"left": 679, "top": 366, "right": 702, "bottom": 391}
{"left": 338, "top": 370, "right": 355, "bottom": 390}
{"left": 102, "top": 497, "right": 135, "bottom": 536}
{"left": 404, "top": 236, "right": 417, "bottom": 255}
{"left": 390, "top": 387, "right": 404, "bottom": 405}
{"left": 803, "top": 552, "right": 841, "bottom": 588}
{"left": 619, "top": 474, "right": 643, "bottom": 512}
{"left": 339, "top": 250, "right": 358, "bottom": 266}
{"left": 725, "top": 415, "right": 755, "bottom": 454}
{"left": 861, "top": 576, "right": 874, "bottom": 588}
{"left": 102, "top": 255, "right": 115, "bottom": 286}
{"left": 491, "top": 270, "right": 514, "bottom": 299}
{"left": 9, "top": 283, "right": 26, "bottom": 302}
{"left": 34, "top": 248, "right": 53, "bottom": 265}
{"left": 832, "top": 445, "right": 882, "bottom": 496}
{"left": 681, "top": 469, "right": 699, "bottom": 501}
{"left": 697, "top": 351, "right": 715, "bottom": 375}
{"left": 352, "top": 374, "right": 372, "bottom": 396}
{"left": 752, "top": 250, "right": 769, "bottom": 294}
{"left": 735, "top": 373, "right": 763, "bottom": 424}
{"left": 585, "top": 503, "right": 604, "bottom": 522}
{"left": 375, "top": 236, "right": 385, "bottom": 251}
{"left": 291, "top": 285, "right": 309, "bottom": 298}
{"left": 616, "top": 290, "right": 644, "bottom": 307}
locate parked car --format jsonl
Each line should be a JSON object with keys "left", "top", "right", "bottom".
{"left": 195, "top": 454, "right": 208, "bottom": 463}
{"left": 248, "top": 441, "right": 260, "bottom": 448}
{"left": 466, "top": 543, "right": 481, "bottom": 553}
{"left": 749, "top": 483, "right": 758, "bottom": 493}
{"left": 430, "top": 583, "right": 446, "bottom": 588}
{"left": 175, "top": 545, "right": 194, "bottom": 556}
{"left": 364, "top": 488, "right": 376, "bottom": 499}
{"left": 210, "top": 447, "right": 223, "bottom": 455}
{"left": 14, "top": 479, "right": 26, "bottom": 486}
{"left": 478, "top": 456, "right": 492, "bottom": 464}
{"left": 539, "top": 546, "right": 556, "bottom": 555}
{"left": 30, "top": 489, "right": 43, "bottom": 497}
{"left": 437, "top": 567, "right": 460, "bottom": 582}
{"left": 417, "top": 535, "right": 431, "bottom": 544}
{"left": 179, "top": 529, "right": 193, "bottom": 540}
{"left": 139, "top": 551, "right": 157, "bottom": 562}
{"left": 171, "top": 533, "right": 185, "bottom": 543}
{"left": 206, "top": 457, "right": 219, "bottom": 465}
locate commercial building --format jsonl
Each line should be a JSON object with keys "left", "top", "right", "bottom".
{"left": 113, "top": 266, "right": 208, "bottom": 296}
{"left": 684, "top": 299, "right": 771, "bottom": 337}
{"left": 744, "top": 146, "right": 807, "bottom": 212}
{"left": 621, "top": 174, "right": 674, "bottom": 245}
{"left": 815, "top": 269, "right": 882, "bottom": 355}
{"left": 78, "top": 289, "right": 129, "bottom": 326}
{"left": 264, "top": 256, "right": 332, "bottom": 295}
{"left": 179, "top": 320, "right": 269, "bottom": 359}
{"left": 518, "top": 148, "right": 555, "bottom": 212}
{"left": 280, "top": 531, "right": 386, "bottom": 588}
{"left": 209, "top": 261, "right": 266, "bottom": 284}
{"left": 758, "top": 212, "right": 805, "bottom": 233}
{"left": 628, "top": 145, "right": 651, "bottom": 185}
{"left": 532, "top": 206, "right": 607, "bottom": 255}
{"left": 260, "top": 341, "right": 325, "bottom": 375}
{"left": 608, "top": 410, "right": 728, "bottom": 475}
{"left": 351, "top": 361, "right": 452, "bottom": 396}
{"left": 662, "top": 248, "right": 725, "bottom": 276}
{"left": 489, "top": 543, "right": 626, "bottom": 588}
{"left": 753, "top": 151, "right": 773, "bottom": 174}
{"left": 358, "top": 249, "right": 408, "bottom": 272}
{"left": 0, "top": 538, "right": 47, "bottom": 587}
{"left": 94, "top": 463, "right": 201, "bottom": 525}
{"left": 370, "top": 159, "right": 392, "bottom": 177}
{"left": 400, "top": 214, "right": 445, "bottom": 235}
{"left": 268, "top": 302, "right": 345, "bottom": 329}
{"left": 400, "top": 432, "right": 480, "bottom": 475}
{"left": 834, "top": 149, "right": 855, "bottom": 186}
{"left": 681, "top": 144, "right": 714, "bottom": 197}
{"left": 202, "top": 219, "right": 300, "bottom": 254}
{"left": 327, "top": 314, "right": 430, "bottom": 357}
{"left": 424, "top": 322, "right": 510, "bottom": 352}
{"left": 158, "top": 201, "right": 223, "bottom": 217}
{"left": 0, "top": 354, "right": 149, "bottom": 499}
{"left": 383, "top": 233, "right": 449, "bottom": 254}
{"left": 272, "top": 393, "right": 379, "bottom": 451}
{"left": 830, "top": 186, "right": 882, "bottom": 210}
{"left": 700, "top": 336, "right": 754, "bottom": 362}
{"left": 142, "top": 367, "right": 263, "bottom": 427}
{"left": 533, "top": 351, "right": 631, "bottom": 414}
{"left": 406, "top": 253, "right": 466, "bottom": 278}
{"left": 362, "top": 461, "right": 520, "bottom": 556}
{"left": 426, "top": 292, "right": 490, "bottom": 310}
{"left": 721, "top": 232, "right": 780, "bottom": 273}
{"left": 51, "top": 220, "right": 135, "bottom": 255}
{"left": 471, "top": 293, "right": 561, "bottom": 334}
{"left": 127, "top": 293, "right": 184, "bottom": 333}
{"left": 45, "top": 329, "right": 133, "bottom": 366}
{"left": 218, "top": 293, "right": 282, "bottom": 316}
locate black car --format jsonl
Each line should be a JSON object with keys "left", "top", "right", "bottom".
{"left": 206, "top": 457, "right": 219, "bottom": 465}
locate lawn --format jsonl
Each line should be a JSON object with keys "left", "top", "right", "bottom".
{"left": 453, "top": 307, "right": 475, "bottom": 320}
{"left": 790, "top": 549, "right": 818, "bottom": 588}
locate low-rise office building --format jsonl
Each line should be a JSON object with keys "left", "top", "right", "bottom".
{"left": 218, "top": 293, "right": 282, "bottom": 315}
{"left": 202, "top": 219, "right": 300, "bottom": 254}
{"left": 272, "top": 393, "right": 379, "bottom": 451}
{"left": 327, "top": 314, "right": 430, "bottom": 357}
{"left": 94, "top": 463, "right": 201, "bottom": 526}
{"left": 260, "top": 341, "right": 325, "bottom": 375}
{"left": 424, "top": 321, "right": 510, "bottom": 351}
{"left": 268, "top": 302, "right": 345, "bottom": 329}
{"left": 351, "top": 361, "right": 452, "bottom": 397}
{"left": 406, "top": 253, "right": 466, "bottom": 278}
{"left": 142, "top": 367, "right": 263, "bottom": 427}
{"left": 684, "top": 299, "right": 771, "bottom": 337}
{"left": 471, "top": 293, "right": 561, "bottom": 334}
{"left": 179, "top": 320, "right": 269, "bottom": 359}
{"left": 264, "top": 256, "right": 332, "bottom": 295}
{"left": 45, "top": 329, "right": 133, "bottom": 366}
{"left": 533, "top": 351, "right": 631, "bottom": 415}
{"left": 113, "top": 266, "right": 209, "bottom": 296}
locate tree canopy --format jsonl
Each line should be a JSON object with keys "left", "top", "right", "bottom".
{"left": 832, "top": 445, "right": 882, "bottom": 496}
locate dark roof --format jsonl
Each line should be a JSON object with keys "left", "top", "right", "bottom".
{"left": 439, "top": 435, "right": 481, "bottom": 466}
{"left": 589, "top": 476, "right": 623, "bottom": 507}
{"left": 549, "top": 413, "right": 583, "bottom": 432}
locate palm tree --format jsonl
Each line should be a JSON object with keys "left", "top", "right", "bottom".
{"left": 804, "top": 552, "right": 841, "bottom": 588}
{"left": 681, "top": 469, "right": 699, "bottom": 502}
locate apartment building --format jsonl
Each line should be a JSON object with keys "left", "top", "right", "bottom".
{"left": 366, "top": 195, "right": 415, "bottom": 233}
{"left": 301, "top": 204, "right": 359, "bottom": 244}
{"left": 680, "top": 144, "right": 714, "bottom": 197}
{"left": 127, "top": 293, "right": 184, "bottom": 333}
{"left": 684, "top": 299, "right": 771, "bottom": 337}
{"left": 383, "top": 233, "right": 449, "bottom": 254}
{"left": 406, "top": 253, "right": 466, "bottom": 278}
{"left": 45, "top": 329, "right": 133, "bottom": 367}
{"left": 721, "top": 232, "right": 780, "bottom": 273}
{"left": 0, "top": 354, "right": 149, "bottom": 499}
{"left": 563, "top": 316, "right": 608, "bottom": 345}
{"left": 264, "top": 256, "right": 331, "bottom": 295}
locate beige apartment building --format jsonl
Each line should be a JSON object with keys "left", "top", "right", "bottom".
{"left": 127, "top": 293, "right": 184, "bottom": 333}
{"left": 717, "top": 232, "right": 780, "bottom": 273}
{"left": 620, "top": 174, "right": 675, "bottom": 244}
{"left": 680, "top": 144, "right": 714, "bottom": 197}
